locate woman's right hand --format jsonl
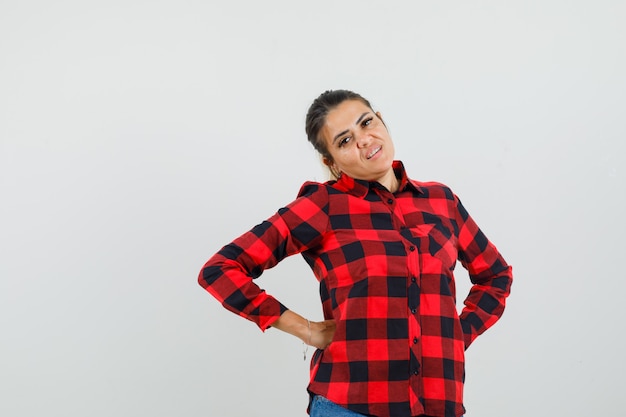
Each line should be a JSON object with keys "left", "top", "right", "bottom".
{"left": 271, "top": 310, "right": 336, "bottom": 350}
{"left": 309, "top": 319, "right": 336, "bottom": 349}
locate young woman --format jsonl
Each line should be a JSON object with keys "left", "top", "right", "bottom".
{"left": 198, "top": 90, "right": 513, "bottom": 417}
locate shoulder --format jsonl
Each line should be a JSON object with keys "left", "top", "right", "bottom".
{"left": 296, "top": 179, "right": 353, "bottom": 199}
{"left": 409, "top": 179, "right": 457, "bottom": 201}
{"left": 276, "top": 181, "right": 331, "bottom": 239}
{"left": 277, "top": 181, "right": 331, "bottom": 216}
{"left": 296, "top": 181, "right": 328, "bottom": 198}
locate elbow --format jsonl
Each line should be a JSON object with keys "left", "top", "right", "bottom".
{"left": 197, "top": 267, "right": 207, "bottom": 288}
{"left": 198, "top": 261, "right": 223, "bottom": 289}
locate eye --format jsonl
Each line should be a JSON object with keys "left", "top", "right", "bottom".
{"left": 361, "top": 117, "right": 373, "bottom": 127}
{"left": 338, "top": 136, "right": 352, "bottom": 147}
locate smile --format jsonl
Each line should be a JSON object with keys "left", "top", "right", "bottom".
{"left": 367, "top": 146, "right": 382, "bottom": 159}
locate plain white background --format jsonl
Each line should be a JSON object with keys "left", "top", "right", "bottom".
{"left": 1, "top": 1, "right": 624, "bottom": 416}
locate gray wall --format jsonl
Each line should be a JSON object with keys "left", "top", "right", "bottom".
{"left": 1, "top": 1, "right": 624, "bottom": 416}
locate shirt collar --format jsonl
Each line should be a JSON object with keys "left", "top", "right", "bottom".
{"left": 331, "top": 160, "right": 423, "bottom": 198}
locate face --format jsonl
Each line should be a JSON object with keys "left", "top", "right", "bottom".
{"left": 321, "top": 99, "right": 396, "bottom": 185}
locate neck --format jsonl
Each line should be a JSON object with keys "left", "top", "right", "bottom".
{"left": 379, "top": 169, "right": 399, "bottom": 193}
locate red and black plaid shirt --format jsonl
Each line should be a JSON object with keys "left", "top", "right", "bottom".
{"left": 199, "top": 161, "right": 512, "bottom": 417}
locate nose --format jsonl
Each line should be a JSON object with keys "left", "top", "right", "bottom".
{"left": 356, "top": 132, "right": 371, "bottom": 148}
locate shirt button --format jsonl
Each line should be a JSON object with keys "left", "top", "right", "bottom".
{"left": 413, "top": 337, "right": 418, "bottom": 344}
{"left": 411, "top": 308, "right": 417, "bottom": 314}
{"left": 387, "top": 198, "right": 393, "bottom": 204}
{"left": 413, "top": 370, "right": 419, "bottom": 375}
{"left": 409, "top": 246, "right": 416, "bottom": 251}
{"left": 411, "top": 277, "right": 416, "bottom": 282}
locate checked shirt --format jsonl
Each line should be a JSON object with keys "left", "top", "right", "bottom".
{"left": 199, "top": 161, "right": 512, "bottom": 417}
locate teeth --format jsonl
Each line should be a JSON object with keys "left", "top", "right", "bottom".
{"left": 367, "top": 146, "right": 381, "bottom": 159}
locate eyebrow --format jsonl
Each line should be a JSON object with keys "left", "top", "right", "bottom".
{"left": 332, "top": 112, "right": 370, "bottom": 144}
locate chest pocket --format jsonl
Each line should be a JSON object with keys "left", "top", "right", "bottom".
{"left": 411, "top": 222, "right": 457, "bottom": 271}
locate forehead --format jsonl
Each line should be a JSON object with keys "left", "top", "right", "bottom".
{"left": 323, "top": 100, "right": 371, "bottom": 132}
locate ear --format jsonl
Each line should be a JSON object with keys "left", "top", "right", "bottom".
{"left": 323, "top": 156, "right": 341, "bottom": 179}
{"left": 375, "top": 111, "right": 386, "bottom": 125}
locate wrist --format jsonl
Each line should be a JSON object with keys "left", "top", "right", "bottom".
{"left": 300, "top": 318, "right": 312, "bottom": 345}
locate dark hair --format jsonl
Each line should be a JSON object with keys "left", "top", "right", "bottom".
{"left": 305, "top": 89, "right": 373, "bottom": 162}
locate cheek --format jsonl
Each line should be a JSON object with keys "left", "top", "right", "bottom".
{"left": 332, "top": 152, "right": 359, "bottom": 173}
{"left": 338, "top": 148, "right": 361, "bottom": 163}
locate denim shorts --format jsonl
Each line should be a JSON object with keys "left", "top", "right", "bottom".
{"left": 309, "top": 395, "right": 367, "bottom": 417}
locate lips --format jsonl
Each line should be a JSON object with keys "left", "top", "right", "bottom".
{"left": 367, "top": 146, "right": 382, "bottom": 159}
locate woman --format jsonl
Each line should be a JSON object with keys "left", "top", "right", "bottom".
{"left": 198, "top": 90, "right": 513, "bottom": 417}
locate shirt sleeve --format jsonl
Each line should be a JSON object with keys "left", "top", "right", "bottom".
{"left": 198, "top": 182, "right": 329, "bottom": 331}
{"left": 454, "top": 194, "right": 513, "bottom": 349}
